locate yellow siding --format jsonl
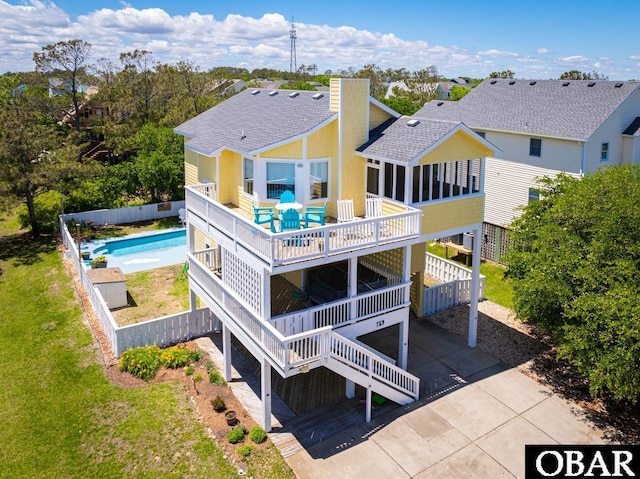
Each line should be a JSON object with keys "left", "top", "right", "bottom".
{"left": 199, "top": 154, "right": 217, "bottom": 183}
{"left": 185, "top": 148, "right": 198, "bottom": 186}
{"left": 330, "top": 78, "right": 340, "bottom": 112}
{"left": 369, "top": 102, "right": 394, "bottom": 130}
{"left": 217, "top": 150, "right": 241, "bottom": 205}
{"left": 261, "top": 139, "right": 303, "bottom": 159}
{"left": 307, "top": 121, "right": 338, "bottom": 158}
{"left": 420, "top": 130, "right": 494, "bottom": 165}
{"left": 411, "top": 242, "right": 426, "bottom": 273}
{"left": 339, "top": 80, "right": 370, "bottom": 214}
{"left": 420, "top": 196, "right": 484, "bottom": 235}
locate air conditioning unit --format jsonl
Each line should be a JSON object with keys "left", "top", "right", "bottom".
{"left": 463, "top": 232, "right": 474, "bottom": 250}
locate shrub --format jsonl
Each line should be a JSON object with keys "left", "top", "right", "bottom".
{"left": 227, "top": 427, "right": 245, "bottom": 444}
{"left": 249, "top": 426, "right": 267, "bottom": 444}
{"left": 209, "top": 370, "right": 226, "bottom": 386}
{"left": 237, "top": 445, "right": 253, "bottom": 457}
{"left": 118, "top": 345, "right": 163, "bottom": 380}
{"left": 184, "top": 366, "right": 194, "bottom": 376}
{"left": 193, "top": 374, "right": 203, "bottom": 383}
{"left": 160, "top": 345, "right": 202, "bottom": 369}
{"left": 210, "top": 395, "right": 226, "bottom": 412}
{"left": 204, "top": 360, "right": 216, "bottom": 372}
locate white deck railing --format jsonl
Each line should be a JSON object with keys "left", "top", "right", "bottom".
{"left": 186, "top": 185, "right": 421, "bottom": 267}
{"left": 423, "top": 252, "right": 485, "bottom": 315}
{"left": 188, "top": 253, "right": 418, "bottom": 399}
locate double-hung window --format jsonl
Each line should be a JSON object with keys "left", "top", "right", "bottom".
{"left": 601, "top": 142, "right": 609, "bottom": 161}
{"left": 309, "top": 161, "right": 328, "bottom": 199}
{"left": 529, "top": 138, "right": 542, "bottom": 157}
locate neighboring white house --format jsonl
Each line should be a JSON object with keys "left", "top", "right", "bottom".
{"left": 416, "top": 78, "right": 640, "bottom": 262}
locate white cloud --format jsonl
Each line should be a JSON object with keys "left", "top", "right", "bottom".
{"left": 478, "top": 49, "right": 519, "bottom": 58}
{"left": 0, "top": 2, "right": 636, "bottom": 80}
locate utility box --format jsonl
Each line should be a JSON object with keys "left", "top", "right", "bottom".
{"left": 87, "top": 267, "right": 128, "bottom": 310}
{"left": 463, "top": 231, "right": 475, "bottom": 251}
{"left": 450, "top": 233, "right": 463, "bottom": 245}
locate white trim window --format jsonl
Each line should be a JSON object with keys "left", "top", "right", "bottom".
{"left": 528, "top": 188, "right": 540, "bottom": 203}
{"left": 309, "top": 161, "right": 328, "bottom": 200}
{"left": 243, "top": 158, "right": 254, "bottom": 195}
{"left": 601, "top": 142, "right": 609, "bottom": 162}
{"left": 266, "top": 161, "right": 296, "bottom": 199}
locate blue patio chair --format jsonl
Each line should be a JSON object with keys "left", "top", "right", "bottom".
{"left": 253, "top": 204, "right": 275, "bottom": 232}
{"left": 279, "top": 190, "right": 295, "bottom": 204}
{"left": 279, "top": 208, "right": 301, "bottom": 232}
{"left": 280, "top": 208, "right": 304, "bottom": 246}
{"left": 304, "top": 199, "right": 327, "bottom": 228}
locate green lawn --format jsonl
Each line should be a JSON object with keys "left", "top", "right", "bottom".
{"left": 0, "top": 213, "right": 291, "bottom": 479}
{"left": 426, "top": 241, "right": 514, "bottom": 309}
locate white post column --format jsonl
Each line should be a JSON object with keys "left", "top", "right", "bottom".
{"left": 222, "top": 323, "right": 232, "bottom": 381}
{"left": 348, "top": 257, "right": 358, "bottom": 320}
{"left": 261, "top": 358, "right": 272, "bottom": 432}
{"left": 468, "top": 226, "right": 482, "bottom": 347}
{"left": 345, "top": 379, "right": 355, "bottom": 399}
{"left": 398, "top": 318, "right": 409, "bottom": 370}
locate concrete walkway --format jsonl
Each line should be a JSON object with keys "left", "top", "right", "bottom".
{"left": 197, "top": 319, "right": 613, "bottom": 479}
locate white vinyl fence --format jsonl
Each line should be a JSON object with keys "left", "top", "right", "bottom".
{"left": 59, "top": 203, "right": 219, "bottom": 358}
{"left": 62, "top": 201, "right": 185, "bottom": 227}
{"left": 423, "top": 253, "right": 485, "bottom": 316}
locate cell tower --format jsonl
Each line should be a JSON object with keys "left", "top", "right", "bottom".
{"left": 289, "top": 16, "right": 297, "bottom": 73}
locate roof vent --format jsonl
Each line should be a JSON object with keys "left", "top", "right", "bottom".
{"left": 312, "top": 93, "right": 324, "bottom": 100}
{"left": 509, "top": 80, "right": 516, "bottom": 85}
{"left": 615, "top": 82, "right": 624, "bottom": 88}
{"left": 268, "top": 90, "right": 278, "bottom": 96}
{"left": 588, "top": 82, "right": 596, "bottom": 87}
{"left": 251, "top": 90, "right": 260, "bottom": 95}
{"left": 529, "top": 81, "right": 537, "bottom": 85}
{"left": 437, "top": 102, "right": 444, "bottom": 106}
{"left": 490, "top": 80, "right": 498, "bottom": 84}
{"left": 407, "top": 119, "right": 420, "bottom": 127}
{"left": 562, "top": 82, "right": 570, "bottom": 86}
{"left": 288, "top": 91, "right": 299, "bottom": 98}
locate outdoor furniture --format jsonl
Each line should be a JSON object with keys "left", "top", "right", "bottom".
{"left": 365, "top": 197, "right": 382, "bottom": 218}
{"left": 279, "top": 208, "right": 302, "bottom": 232}
{"left": 178, "top": 208, "right": 187, "bottom": 226}
{"left": 337, "top": 199, "right": 360, "bottom": 223}
{"left": 304, "top": 199, "right": 327, "bottom": 228}
{"left": 253, "top": 204, "right": 275, "bottom": 232}
{"left": 276, "top": 191, "right": 303, "bottom": 219}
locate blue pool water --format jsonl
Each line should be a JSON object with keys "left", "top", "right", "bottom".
{"left": 84, "top": 228, "right": 186, "bottom": 274}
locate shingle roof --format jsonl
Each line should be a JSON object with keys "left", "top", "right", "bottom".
{"left": 357, "top": 117, "right": 464, "bottom": 163}
{"left": 415, "top": 79, "right": 640, "bottom": 141}
{"left": 175, "top": 89, "right": 336, "bottom": 155}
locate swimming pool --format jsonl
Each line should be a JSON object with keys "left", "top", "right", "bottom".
{"left": 85, "top": 228, "right": 186, "bottom": 274}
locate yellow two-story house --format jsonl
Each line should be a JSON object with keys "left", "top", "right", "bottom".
{"left": 174, "top": 78, "right": 497, "bottom": 431}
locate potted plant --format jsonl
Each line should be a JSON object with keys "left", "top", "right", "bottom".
{"left": 90, "top": 255, "right": 108, "bottom": 268}
{"left": 81, "top": 251, "right": 91, "bottom": 261}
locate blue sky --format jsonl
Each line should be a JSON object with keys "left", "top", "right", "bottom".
{"left": 2, "top": 0, "right": 639, "bottom": 79}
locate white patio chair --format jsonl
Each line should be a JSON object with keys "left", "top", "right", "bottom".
{"left": 178, "top": 208, "right": 187, "bottom": 226}
{"left": 365, "top": 197, "right": 382, "bottom": 219}
{"left": 337, "top": 199, "right": 360, "bottom": 223}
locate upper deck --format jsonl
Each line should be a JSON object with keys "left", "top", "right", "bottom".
{"left": 185, "top": 184, "right": 423, "bottom": 272}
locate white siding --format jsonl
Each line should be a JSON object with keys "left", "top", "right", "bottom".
{"left": 585, "top": 90, "right": 640, "bottom": 170}
{"left": 482, "top": 132, "right": 582, "bottom": 227}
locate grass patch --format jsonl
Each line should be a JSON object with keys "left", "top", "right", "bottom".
{"left": 0, "top": 222, "right": 241, "bottom": 477}
{"left": 426, "top": 242, "right": 514, "bottom": 309}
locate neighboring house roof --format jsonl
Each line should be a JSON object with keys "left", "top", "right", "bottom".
{"left": 357, "top": 117, "right": 497, "bottom": 164}
{"left": 623, "top": 117, "right": 640, "bottom": 136}
{"left": 416, "top": 79, "right": 640, "bottom": 141}
{"left": 175, "top": 89, "right": 336, "bottom": 156}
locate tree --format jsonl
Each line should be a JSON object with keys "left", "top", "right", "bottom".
{"left": 489, "top": 70, "right": 515, "bottom": 79}
{"left": 504, "top": 165, "right": 640, "bottom": 402}
{"left": 448, "top": 85, "right": 471, "bottom": 101}
{"left": 0, "top": 91, "right": 92, "bottom": 237}
{"left": 559, "top": 70, "right": 609, "bottom": 80}
{"left": 33, "top": 39, "right": 92, "bottom": 131}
